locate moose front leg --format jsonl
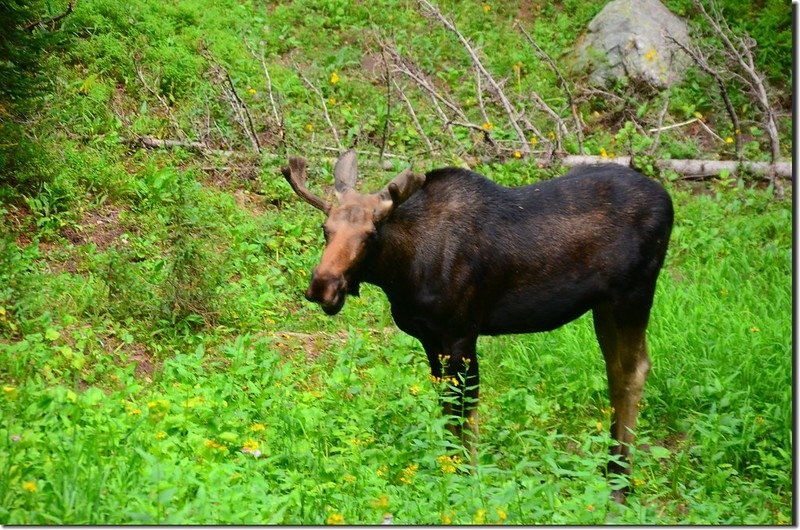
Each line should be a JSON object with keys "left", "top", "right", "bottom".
{"left": 434, "top": 336, "right": 480, "bottom": 466}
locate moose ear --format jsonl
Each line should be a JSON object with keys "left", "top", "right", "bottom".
{"left": 375, "top": 167, "right": 426, "bottom": 221}
{"left": 333, "top": 149, "right": 358, "bottom": 200}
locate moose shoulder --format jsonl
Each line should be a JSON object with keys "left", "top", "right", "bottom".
{"left": 282, "top": 151, "right": 674, "bottom": 501}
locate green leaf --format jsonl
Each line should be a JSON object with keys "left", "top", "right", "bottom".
{"left": 649, "top": 445, "right": 671, "bottom": 460}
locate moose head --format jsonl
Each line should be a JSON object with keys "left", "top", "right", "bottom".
{"left": 281, "top": 149, "right": 426, "bottom": 315}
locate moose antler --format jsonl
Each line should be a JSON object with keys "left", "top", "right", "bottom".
{"left": 281, "top": 156, "right": 331, "bottom": 213}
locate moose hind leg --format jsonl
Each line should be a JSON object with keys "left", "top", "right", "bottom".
{"left": 592, "top": 303, "right": 652, "bottom": 497}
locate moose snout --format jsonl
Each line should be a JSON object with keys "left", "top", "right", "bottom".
{"left": 305, "top": 271, "right": 347, "bottom": 315}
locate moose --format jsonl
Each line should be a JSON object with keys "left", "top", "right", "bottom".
{"left": 282, "top": 150, "right": 673, "bottom": 500}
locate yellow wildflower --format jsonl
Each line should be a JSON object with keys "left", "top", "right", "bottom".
{"left": 694, "top": 111, "right": 704, "bottom": 120}
{"left": 482, "top": 3, "right": 490, "bottom": 13}
{"left": 326, "top": 512, "right": 344, "bottom": 525}
{"left": 3, "top": 385, "right": 17, "bottom": 399}
{"left": 155, "top": 431, "right": 167, "bottom": 440}
{"left": 371, "top": 495, "right": 390, "bottom": 509}
{"left": 328, "top": 96, "right": 337, "bottom": 106}
{"left": 548, "top": 131, "right": 555, "bottom": 140}
{"left": 644, "top": 49, "right": 657, "bottom": 62}
{"left": 377, "top": 464, "right": 388, "bottom": 477}
{"left": 725, "top": 136, "right": 734, "bottom": 144}
{"left": 437, "top": 454, "right": 458, "bottom": 474}
{"left": 400, "top": 463, "right": 418, "bottom": 484}
{"left": 250, "top": 422, "right": 266, "bottom": 432}
{"left": 513, "top": 150, "right": 522, "bottom": 159}
{"left": 22, "top": 480, "right": 37, "bottom": 493}
{"left": 441, "top": 512, "right": 453, "bottom": 525}
{"left": 305, "top": 123, "right": 314, "bottom": 132}
{"left": 410, "top": 384, "right": 420, "bottom": 396}
{"left": 474, "top": 508, "right": 487, "bottom": 524}
{"left": 330, "top": 71, "right": 340, "bottom": 85}
{"left": 247, "top": 87, "right": 256, "bottom": 95}
{"left": 596, "top": 421, "right": 603, "bottom": 433}
{"left": 529, "top": 136, "right": 538, "bottom": 146}
{"left": 481, "top": 122, "right": 494, "bottom": 131}
{"left": 343, "top": 474, "right": 356, "bottom": 483}
{"left": 242, "top": 439, "right": 259, "bottom": 452}
{"left": 599, "top": 147, "right": 608, "bottom": 158}
{"left": 632, "top": 477, "right": 645, "bottom": 487}
{"left": 496, "top": 508, "right": 507, "bottom": 522}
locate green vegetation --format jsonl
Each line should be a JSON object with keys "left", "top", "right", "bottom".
{"left": 0, "top": 0, "right": 792, "bottom": 524}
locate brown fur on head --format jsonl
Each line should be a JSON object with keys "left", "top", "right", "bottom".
{"left": 281, "top": 150, "right": 425, "bottom": 314}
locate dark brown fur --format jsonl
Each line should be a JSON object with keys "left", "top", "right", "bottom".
{"left": 284, "top": 155, "right": 674, "bottom": 501}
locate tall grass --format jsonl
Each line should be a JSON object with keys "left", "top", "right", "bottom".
{"left": 0, "top": 0, "right": 792, "bottom": 524}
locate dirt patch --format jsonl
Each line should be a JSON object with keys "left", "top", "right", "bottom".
{"left": 105, "top": 334, "right": 158, "bottom": 381}
{"left": 516, "top": 1, "right": 545, "bottom": 23}
{"left": 266, "top": 330, "right": 348, "bottom": 361}
{"left": 61, "top": 203, "right": 128, "bottom": 252}
{"left": 232, "top": 188, "right": 268, "bottom": 216}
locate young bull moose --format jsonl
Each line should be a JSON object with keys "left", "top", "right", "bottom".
{"left": 282, "top": 150, "right": 673, "bottom": 500}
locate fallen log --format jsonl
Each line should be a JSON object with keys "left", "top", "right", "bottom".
{"left": 555, "top": 155, "right": 792, "bottom": 180}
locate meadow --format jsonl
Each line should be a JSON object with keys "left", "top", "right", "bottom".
{"left": 0, "top": 0, "right": 792, "bottom": 524}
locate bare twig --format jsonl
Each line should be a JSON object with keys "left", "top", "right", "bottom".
{"left": 222, "top": 68, "right": 261, "bottom": 153}
{"left": 25, "top": 0, "right": 75, "bottom": 32}
{"left": 693, "top": 0, "right": 780, "bottom": 168}
{"left": 133, "top": 57, "right": 185, "bottom": 139}
{"left": 515, "top": 21, "right": 584, "bottom": 154}
{"left": 666, "top": 33, "right": 743, "bottom": 159}
{"left": 648, "top": 94, "right": 670, "bottom": 156}
{"left": 249, "top": 42, "right": 287, "bottom": 154}
{"left": 417, "top": 0, "right": 529, "bottom": 154}
{"left": 392, "top": 79, "right": 435, "bottom": 153}
{"left": 379, "top": 47, "right": 393, "bottom": 163}
{"left": 385, "top": 44, "right": 469, "bottom": 122}
{"left": 295, "top": 63, "right": 343, "bottom": 152}
{"left": 317, "top": 145, "right": 411, "bottom": 161}
{"left": 474, "top": 68, "right": 491, "bottom": 127}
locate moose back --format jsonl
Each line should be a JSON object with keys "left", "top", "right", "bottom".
{"left": 282, "top": 150, "right": 673, "bottom": 499}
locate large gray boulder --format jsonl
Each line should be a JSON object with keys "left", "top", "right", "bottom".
{"left": 573, "top": 0, "right": 690, "bottom": 89}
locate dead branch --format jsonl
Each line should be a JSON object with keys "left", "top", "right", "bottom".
{"left": 249, "top": 42, "right": 287, "bottom": 154}
{"left": 379, "top": 47, "right": 393, "bottom": 163}
{"left": 25, "top": 0, "right": 75, "bottom": 32}
{"left": 693, "top": 0, "right": 779, "bottom": 165}
{"left": 514, "top": 21, "right": 584, "bottom": 154}
{"left": 417, "top": 0, "right": 529, "bottom": 154}
{"left": 124, "top": 136, "right": 235, "bottom": 156}
{"left": 384, "top": 44, "right": 469, "bottom": 123}
{"left": 392, "top": 79, "right": 435, "bottom": 153}
{"left": 294, "top": 64, "right": 343, "bottom": 152}
{"left": 222, "top": 68, "right": 261, "bottom": 153}
{"left": 556, "top": 155, "right": 791, "bottom": 180}
{"left": 666, "top": 33, "right": 743, "bottom": 159}
{"left": 133, "top": 57, "right": 185, "bottom": 139}
{"left": 317, "top": 145, "right": 411, "bottom": 162}
{"left": 648, "top": 95, "right": 670, "bottom": 156}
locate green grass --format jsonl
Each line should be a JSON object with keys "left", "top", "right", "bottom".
{"left": 0, "top": 0, "right": 793, "bottom": 525}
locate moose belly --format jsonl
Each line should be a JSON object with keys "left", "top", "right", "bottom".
{"left": 479, "top": 281, "right": 600, "bottom": 335}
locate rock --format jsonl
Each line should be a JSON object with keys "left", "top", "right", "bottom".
{"left": 572, "top": 0, "right": 690, "bottom": 89}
